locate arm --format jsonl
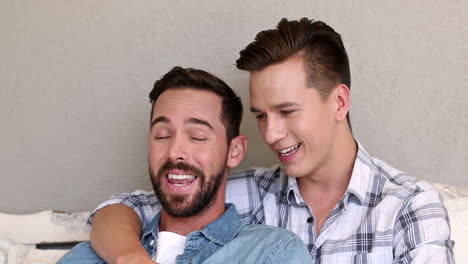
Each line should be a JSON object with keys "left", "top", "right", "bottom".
{"left": 86, "top": 191, "right": 160, "bottom": 264}
{"left": 393, "top": 189, "right": 455, "bottom": 263}
{"left": 90, "top": 204, "right": 155, "bottom": 264}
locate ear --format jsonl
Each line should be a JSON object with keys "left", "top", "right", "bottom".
{"left": 226, "top": 135, "right": 248, "bottom": 169}
{"left": 333, "top": 84, "right": 351, "bottom": 122}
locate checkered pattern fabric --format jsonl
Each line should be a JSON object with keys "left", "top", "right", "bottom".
{"left": 89, "top": 141, "right": 454, "bottom": 263}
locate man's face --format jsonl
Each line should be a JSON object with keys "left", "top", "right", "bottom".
{"left": 249, "top": 56, "right": 337, "bottom": 178}
{"left": 149, "top": 88, "right": 229, "bottom": 217}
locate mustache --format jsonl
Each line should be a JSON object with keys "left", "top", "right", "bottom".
{"left": 156, "top": 160, "right": 204, "bottom": 178}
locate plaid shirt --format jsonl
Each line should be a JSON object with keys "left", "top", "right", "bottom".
{"left": 90, "top": 142, "right": 454, "bottom": 263}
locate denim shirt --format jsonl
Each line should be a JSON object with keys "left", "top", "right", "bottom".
{"left": 58, "top": 203, "right": 310, "bottom": 263}
{"left": 143, "top": 203, "right": 241, "bottom": 262}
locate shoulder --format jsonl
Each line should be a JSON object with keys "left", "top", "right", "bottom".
{"left": 371, "top": 159, "right": 454, "bottom": 261}
{"left": 353, "top": 142, "right": 453, "bottom": 261}
{"left": 353, "top": 145, "right": 448, "bottom": 225}
{"left": 225, "top": 167, "right": 284, "bottom": 225}
{"left": 369, "top": 158, "right": 450, "bottom": 238}
{"left": 228, "top": 165, "right": 281, "bottom": 182}
{"left": 226, "top": 166, "right": 282, "bottom": 196}
{"left": 105, "top": 190, "right": 161, "bottom": 212}
{"left": 226, "top": 166, "right": 284, "bottom": 203}
{"left": 355, "top": 141, "right": 434, "bottom": 201}
{"left": 236, "top": 224, "right": 304, "bottom": 247}
{"left": 205, "top": 224, "right": 310, "bottom": 264}
{"left": 372, "top": 157, "right": 440, "bottom": 203}
{"left": 225, "top": 224, "right": 310, "bottom": 263}
{"left": 88, "top": 190, "right": 161, "bottom": 227}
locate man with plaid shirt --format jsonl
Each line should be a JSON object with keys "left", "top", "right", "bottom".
{"left": 89, "top": 18, "right": 454, "bottom": 263}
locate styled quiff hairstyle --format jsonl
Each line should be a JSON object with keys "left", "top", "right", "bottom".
{"left": 149, "top": 66, "right": 243, "bottom": 143}
{"left": 236, "top": 17, "right": 351, "bottom": 124}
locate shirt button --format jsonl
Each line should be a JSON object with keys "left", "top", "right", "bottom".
{"left": 149, "top": 240, "right": 155, "bottom": 246}
{"left": 307, "top": 217, "right": 313, "bottom": 223}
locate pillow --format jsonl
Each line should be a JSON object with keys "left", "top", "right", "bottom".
{"left": 431, "top": 182, "right": 468, "bottom": 263}
{"left": 0, "top": 210, "right": 89, "bottom": 244}
{"left": 0, "top": 210, "right": 89, "bottom": 264}
{"left": 7, "top": 244, "right": 68, "bottom": 264}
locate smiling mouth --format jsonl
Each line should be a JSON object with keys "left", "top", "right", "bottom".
{"left": 278, "top": 143, "right": 301, "bottom": 157}
{"left": 167, "top": 174, "right": 197, "bottom": 187}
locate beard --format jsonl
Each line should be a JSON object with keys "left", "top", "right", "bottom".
{"left": 150, "top": 159, "right": 226, "bottom": 217}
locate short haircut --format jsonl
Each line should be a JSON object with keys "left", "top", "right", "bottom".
{"left": 236, "top": 17, "right": 351, "bottom": 125}
{"left": 149, "top": 66, "right": 243, "bottom": 143}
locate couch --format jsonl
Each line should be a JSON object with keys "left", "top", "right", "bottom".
{"left": 1, "top": 182, "right": 467, "bottom": 263}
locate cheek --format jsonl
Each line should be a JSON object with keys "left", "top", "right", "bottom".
{"left": 198, "top": 157, "right": 212, "bottom": 173}
{"left": 291, "top": 115, "right": 321, "bottom": 143}
{"left": 190, "top": 144, "right": 213, "bottom": 165}
{"left": 148, "top": 142, "right": 167, "bottom": 165}
{"left": 287, "top": 117, "right": 307, "bottom": 134}
{"left": 299, "top": 115, "right": 334, "bottom": 145}
{"left": 200, "top": 144, "right": 227, "bottom": 172}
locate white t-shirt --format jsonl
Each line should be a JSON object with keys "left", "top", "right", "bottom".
{"left": 152, "top": 231, "right": 187, "bottom": 264}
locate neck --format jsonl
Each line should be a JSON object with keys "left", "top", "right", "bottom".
{"left": 298, "top": 123, "right": 357, "bottom": 195}
{"left": 159, "top": 178, "right": 227, "bottom": 236}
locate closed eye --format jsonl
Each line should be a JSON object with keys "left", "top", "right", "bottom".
{"left": 254, "top": 113, "right": 266, "bottom": 120}
{"left": 154, "top": 136, "right": 170, "bottom": 140}
{"left": 191, "top": 137, "right": 207, "bottom": 141}
{"left": 280, "top": 109, "right": 296, "bottom": 116}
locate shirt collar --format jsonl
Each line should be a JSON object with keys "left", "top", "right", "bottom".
{"left": 199, "top": 203, "right": 242, "bottom": 245}
{"left": 141, "top": 211, "right": 162, "bottom": 240}
{"left": 282, "top": 169, "right": 305, "bottom": 205}
{"left": 141, "top": 203, "right": 242, "bottom": 246}
{"left": 344, "top": 139, "right": 377, "bottom": 208}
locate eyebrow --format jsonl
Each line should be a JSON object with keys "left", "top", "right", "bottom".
{"left": 250, "top": 102, "right": 300, "bottom": 113}
{"left": 150, "top": 116, "right": 213, "bottom": 131}
{"left": 186, "top": 118, "right": 213, "bottom": 131}
{"left": 151, "top": 116, "right": 170, "bottom": 128}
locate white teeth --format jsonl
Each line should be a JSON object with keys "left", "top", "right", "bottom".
{"left": 168, "top": 174, "right": 195, "bottom": 180}
{"left": 278, "top": 144, "right": 300, "bottom": 156}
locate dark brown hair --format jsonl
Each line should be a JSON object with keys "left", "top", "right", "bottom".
{"left": 236, "top": 17, "right": 351, "bottom": 124}
{"left": 149, "top": 66, "right": 243, "bottom": 143}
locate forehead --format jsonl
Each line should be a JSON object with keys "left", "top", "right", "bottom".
{"left": 249, "top": 57, "right": 311, "bottom": 108}
{"left": 152, "top": 88, "right": 223, "bottom": 125}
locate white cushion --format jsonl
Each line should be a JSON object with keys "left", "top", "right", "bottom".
{"left": 0, "top": 210, "right": 89, "bottom": 244}
{"left": 6, "top": 244, "right": 67, "bottom": 264}
{"left": 0, "top": 210, "right": 89, "bottom": 264}
{"left": 432, "top": 182, "right": 468, "bottom": 263}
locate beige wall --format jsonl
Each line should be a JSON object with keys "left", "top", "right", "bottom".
{"left": 1, "top": 0, "right": 467, "bottom": 213}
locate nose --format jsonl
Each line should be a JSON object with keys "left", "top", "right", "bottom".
{"left": 262, "top": 117, "right": 287, "bottom": 145}
{"left": 168, "top": 135, "right": 188, "bottom": 162}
